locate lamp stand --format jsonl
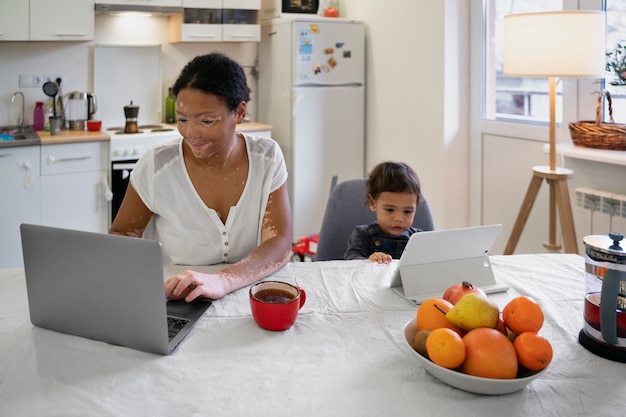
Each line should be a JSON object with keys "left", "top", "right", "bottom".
{"left": 503, "top": 77, "right": 579, "bottom": 255}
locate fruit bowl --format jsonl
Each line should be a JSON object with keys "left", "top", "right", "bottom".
{"left": 403, "top": 318, "right": 548, "bottom": 395}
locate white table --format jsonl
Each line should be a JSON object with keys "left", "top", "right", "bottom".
{"left": 1, "top": 254, "right": 625, "bottom": 416}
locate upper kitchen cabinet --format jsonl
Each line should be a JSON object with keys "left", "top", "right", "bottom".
{"left": 0, "top": 1, "right": 29, "bottom": 41}
{"left": 95, "top": 0, "right": 181, "bottom": 5}
{"left": 30, "top": 0, "right": 94, "bottom": 41}
{"left": 168, "top": 0, "right": 260, "bottom": 43}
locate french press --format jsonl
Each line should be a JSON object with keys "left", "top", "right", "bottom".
{"left": 579, "top": 231, "right": 626, "bottom": 362}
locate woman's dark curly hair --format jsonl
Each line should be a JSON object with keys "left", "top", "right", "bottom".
{"left": 366, "top": 161, "right": 421, "bottom": 203}
{"left": 172, "top": 53, "right": 251, "bottom": 112}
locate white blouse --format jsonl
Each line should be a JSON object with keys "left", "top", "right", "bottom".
{"left": 130, "top": 133, "right": 288, "bottom": 265}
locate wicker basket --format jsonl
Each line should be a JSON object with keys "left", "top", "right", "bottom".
{"left": 569, "top": 91, "right": 626, "bottom": 150}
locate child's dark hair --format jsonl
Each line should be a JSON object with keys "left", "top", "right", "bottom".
{"left": 172, "top": 53, "right": 251, "bottom": 112}
{"left": 366, "top": 162, "right": 421, "bottom": 202}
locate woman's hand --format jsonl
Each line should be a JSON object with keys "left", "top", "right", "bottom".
{"left": 165, "top": 270, "right": 230, "bottom": 301}
{"left": 368, "top": 252, "right": 392, "bottom": 264}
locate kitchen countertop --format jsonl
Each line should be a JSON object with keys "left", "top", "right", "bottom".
{"left": 13, "top": 122, "right": 273, "bottom": 147}
{"left": 41, "top": 122, "right": 272, "bottom": 145}
{"left": 236, "top": 121, "right": 272, "bottom": 133}
{"left": 38, "top": 129, "right": 109, "bottom": 145}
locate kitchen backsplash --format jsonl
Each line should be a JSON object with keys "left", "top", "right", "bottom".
{"left": 0, "top": 15, "right": 259, "bottom": 128}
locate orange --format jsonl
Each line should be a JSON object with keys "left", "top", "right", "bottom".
{"left": 513, "top": 331, "right": 553, "bottom": 371}
{"left": 502, "top": 296, "right": 544, "bottom": 335}
{"left": 461, "top": 328, "right": 518, "bottom": 379}
{"left": 416, "top": 298, "right": 464, "bottom": 335}
{"left": 426, "top": 328, "right": 466, "bottom": 369}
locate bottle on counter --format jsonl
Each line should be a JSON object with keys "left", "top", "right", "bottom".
{"left": 33, "top": 101, "right": 45, "bottom": 131}
{"left": 43, "top": 100, "right": 54, "bottom": 131}
{"left": 165, "top": 87, "right": 176, "bottom": 123}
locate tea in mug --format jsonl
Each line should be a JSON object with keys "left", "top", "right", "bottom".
{"left": 254, "top": 288, "right": 296, "bottom": 304}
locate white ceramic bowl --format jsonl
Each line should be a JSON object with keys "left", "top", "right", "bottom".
{"left": 403, "top": 318, "right": 547, "bottom": 395}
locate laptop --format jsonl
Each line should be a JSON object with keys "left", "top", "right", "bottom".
{"left": 20, "top": 223, "right": 212, "bottom": 355}
{"left": 389, "top": 224, "right": 509, "bottom": 304}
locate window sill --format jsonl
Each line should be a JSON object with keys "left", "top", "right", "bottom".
{"left": 544, "top": 143, "right": 626, "bottom": 167}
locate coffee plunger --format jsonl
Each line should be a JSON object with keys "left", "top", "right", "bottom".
{"left": 124, "top": 101, "right": 139, "bottom": 134}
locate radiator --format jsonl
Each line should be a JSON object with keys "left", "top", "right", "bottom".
{"left": 574, "top": 187, "right": 626, "bottom": 238}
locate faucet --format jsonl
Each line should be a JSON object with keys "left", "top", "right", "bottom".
{"left": 11, "top": 91, "right": 26, "bottom": 129}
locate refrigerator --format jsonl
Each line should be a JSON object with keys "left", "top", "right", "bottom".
{"left": 259, "top": 17, "right": 365, "bottom": 241}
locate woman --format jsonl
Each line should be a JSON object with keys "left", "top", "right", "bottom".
{"left": 110, "top": 53, "right": 293, "bottom": 301}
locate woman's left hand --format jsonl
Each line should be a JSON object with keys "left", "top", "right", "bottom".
{"left": 165, "top": 270, "right": 229, "bottom": 301}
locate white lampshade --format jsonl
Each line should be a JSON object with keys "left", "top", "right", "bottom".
{"left": 503, "top": 10, "right": 606, "bottom": 78}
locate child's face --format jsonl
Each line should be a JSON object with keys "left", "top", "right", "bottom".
{"left": 368, "top": 191, "right": 417, "bottom": 236}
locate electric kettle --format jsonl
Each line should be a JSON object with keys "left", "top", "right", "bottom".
{"left": 66, "top": 92, "right": 97, "bottom": 130}
{"left": 579, "top": 231, "right": 626, "bottom": 362}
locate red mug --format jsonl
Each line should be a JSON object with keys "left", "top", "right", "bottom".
{"left": 249, "top": 281, "right": 306, "bottom": 331}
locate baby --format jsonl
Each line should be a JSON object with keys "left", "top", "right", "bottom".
{"left": 344, "top": 161, "right": 422, "bottom": 264}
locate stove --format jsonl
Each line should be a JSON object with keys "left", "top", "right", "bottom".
{"left": 107, "top": 124, "right": 181, "bottom": 162}
{"left": 108, "top": 124, "right": 181, "bottom": 223}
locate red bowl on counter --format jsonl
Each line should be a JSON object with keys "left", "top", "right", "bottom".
{"left": 87, "top": 120, "right": 102, "bottom": 132}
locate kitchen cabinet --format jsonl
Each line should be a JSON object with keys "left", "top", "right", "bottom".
{"left": 0, "top": 1, "right": 29, "bottom": 41}
{"left": 0, "top": 146, "right": 40, "bottom": 268}
{"left": 96, "top": 0, "right": 181, "bottom": 5}
{"left": 0, "top": 0, "right": 94, "bottom": 41}
{"left": 30, "top": 0, "right": 94, "bottom": 41}
{"left": 40, "top": 142, "right": 109, "bottom": 235}
{"left": 169, "top": 0, "right": 260, "bottom": 43}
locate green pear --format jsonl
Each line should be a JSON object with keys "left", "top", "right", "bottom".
{"left": 445, "top": 293, "right": 499, "bottom": 331}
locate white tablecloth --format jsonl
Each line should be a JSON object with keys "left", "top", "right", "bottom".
{"left": 1, "top": 254, "right": 625, "bottom": 417}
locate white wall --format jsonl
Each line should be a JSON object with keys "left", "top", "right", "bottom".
{"left": 1, "top": 3, "right": 469, "bottom": 230}
{"left": 0, "top": 15, "right": 259, "bottom": 127}
{"left": 341, "top": 0, "right": 470, "bottom": 229}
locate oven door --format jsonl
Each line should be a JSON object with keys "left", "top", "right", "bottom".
{"left": 110, "top": 159, "right": 137, "bottom": 224}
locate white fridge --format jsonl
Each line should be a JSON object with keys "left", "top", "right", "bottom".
{"left": 259, "top": 17, "right": 365, "bottom": 240}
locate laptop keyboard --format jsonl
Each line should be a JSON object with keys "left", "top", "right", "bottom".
{"left": 167, "top": 316, "right": 189, "bottom": 341}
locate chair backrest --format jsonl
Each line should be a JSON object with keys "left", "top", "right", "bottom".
{"left": 314, "top": 178, "right": 435, "bottom": 261}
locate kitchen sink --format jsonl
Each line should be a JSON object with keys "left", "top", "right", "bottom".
{"left": 0, "top": 125, "right": 40, "bottom": 148}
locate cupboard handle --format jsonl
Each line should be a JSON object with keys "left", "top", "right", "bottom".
{"left": 47, "top": 155, "right": 92, "bottom": 164}
{"left": 101, "top": 175, "right": 113, "bottom": 203}
{"left": 18, "top": 160, "right": 34, "bottom": 189}
{"left": 0, "top": 152, "right": 11, "bottom": 158}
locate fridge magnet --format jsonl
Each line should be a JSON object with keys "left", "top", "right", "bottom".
{"left": 313, "top": 64, "right": 322, "bottom": 74}
{"left": 324, "top": 47, "right": 334, "bottom": 54}
{"left": 335, "top": 42, "right": 344, "bottom": 48}
{"left": 343, "top": 50, "right": 352, "bottom": 58}
{"left": 327, "top": 57, "right": 338, "bottom": 68}
{"left": 310, "top": 24, "right": 320, "bottom": 34}
{"left": 298, "top": 31, "right": 313, "bottom": 62}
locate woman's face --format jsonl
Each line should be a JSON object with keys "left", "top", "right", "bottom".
{"left": 175, "top": 88, "right": 246, "bottom": 159}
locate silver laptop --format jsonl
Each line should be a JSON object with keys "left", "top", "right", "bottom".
{"left": 390, "top": 224, "right": 508, "bottom": 304}
{"left": 20, "top": 223, "right": 212, "bottom": 355}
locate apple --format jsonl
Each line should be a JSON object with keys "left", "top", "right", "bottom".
{"left": 442, "top": 281, "right": 486, "bottom": 305}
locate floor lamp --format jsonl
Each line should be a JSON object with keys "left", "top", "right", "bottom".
{"left": 501, "top": 10, "right": 606, "bottom": 255}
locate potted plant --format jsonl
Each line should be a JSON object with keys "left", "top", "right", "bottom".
{"left": 606, "top": 42, "right": 626, "bottom": 86}
{"left": 568, "top": 42, "right": 626, "bottom": 150}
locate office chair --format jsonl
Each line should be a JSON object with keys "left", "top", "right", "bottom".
{"left": 315, "top": 177, "right": 434, "bottom": 261}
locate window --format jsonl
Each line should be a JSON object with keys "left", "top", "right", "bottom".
{"left": 484, "top": 0, "right": 626, "bottom": 125}
{"left": 483, "top": 0, "right": 562, "bottom": 124}
{"left": 605, "top": 1, "right": 626, "bottom": 122}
